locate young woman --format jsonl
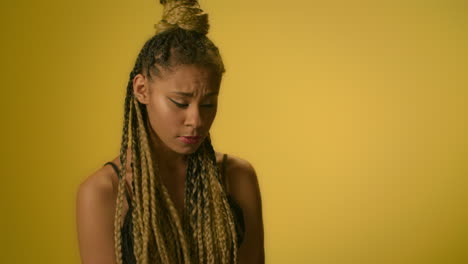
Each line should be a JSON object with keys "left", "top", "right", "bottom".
{"left": 75, "top": 0, "right": 264, "bottom": 263}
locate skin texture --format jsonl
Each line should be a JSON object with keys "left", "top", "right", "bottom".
{"left": 76, "top": 64, "right": 264, "bottom": 264}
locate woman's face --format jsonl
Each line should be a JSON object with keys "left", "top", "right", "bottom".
{"left": 133, "top": 64, "right": 221, "bottom": 155}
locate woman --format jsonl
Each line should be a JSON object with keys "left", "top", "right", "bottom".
{"left": 76, "top": 0, "right": 264, "bottom": 263}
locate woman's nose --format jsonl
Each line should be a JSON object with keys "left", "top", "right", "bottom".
{"left": 184, "top": 105, "right": 202, "bottom": 129}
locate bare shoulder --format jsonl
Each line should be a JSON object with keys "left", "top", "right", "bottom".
{"left": 222, "top": 153, "right": 258, "bottom": 195}
{"left": 76, "top": 165, "right": 118, "bottom": 210}
{"left": 77, "top": 152, "right": 131, "bottom": 201}
{"left": 225, "top": 154, "right": 256, "bottom": 175}
{"left": 217, "top": 153, "right": 265, "bottom": 263}
{"left": 214, "top": 152, "right": 259, "bottom": 198}
{"left": 76, "top": 166, "right": 118, "bottom": 264}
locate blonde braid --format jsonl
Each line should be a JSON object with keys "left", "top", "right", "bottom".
{"left": 202, "top": 181, "right": 215, "bottom": 264}
{"left": 204, "top": 138, "right": 239, "bottom": 262}
{"left": 113, "top": 143, "right": 127, "bottom": 264}
{"left": 210, "top": 173, "right": 228, "bottom": 263}
{"left": 200, "top": 146, "right": 227, "bottom": 263}
{"left": 200, "top": 144, "right": 215, "bottom": 263}
{"left": 130, "top": 102, "right": 146, "bottom": 261}
{"left": 113, "top": 71, "right": 137, "bottom": 264}
{"left": 135, "top": 97, "right": 171, "bottom": 263}
{"left": 184, "top": 139, "right": 239, "bottom": 263}
{"left": 188, "top": 149, "right": 209, "bottom": 261}
{"left": 155, "top": 0, "right": 209, "bottom": 35}
{"left": 196, "top": 171, "right": 205, "bottom": 263}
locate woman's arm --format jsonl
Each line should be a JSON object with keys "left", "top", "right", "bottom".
{"left": 76, "top": 171, "right": 118, "bottom": 264}
{"left": 226, "top": 156, "right": 265, "bottom": 264}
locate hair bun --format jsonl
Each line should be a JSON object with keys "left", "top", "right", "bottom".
{"left": 155, "top": 0, "right": 209, "bottom": 35}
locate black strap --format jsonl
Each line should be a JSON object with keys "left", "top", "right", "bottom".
{"left": 221, "top": 154, "right": 228, "bottom": 191}
{"left": 104, "top": 162, "right": 132, "bottom": 204}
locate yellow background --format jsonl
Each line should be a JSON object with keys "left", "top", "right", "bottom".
{"left": 2, "top": 0, "right": 467, "bottom": 263}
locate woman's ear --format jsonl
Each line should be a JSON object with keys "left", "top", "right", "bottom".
{"left": 133, "top": 73, "right": 150, "bottom": 104}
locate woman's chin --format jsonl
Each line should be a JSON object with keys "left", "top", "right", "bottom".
{"left": 177, "top": 145, "right": 202, "bottom": 155}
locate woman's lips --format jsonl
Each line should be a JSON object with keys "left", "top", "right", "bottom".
{"left": 179, "top": 136, "right": 201, "bottom": 144}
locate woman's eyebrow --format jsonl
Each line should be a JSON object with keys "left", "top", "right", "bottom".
{"left": 170, "top": 91, "right": 219, "bottom": 97}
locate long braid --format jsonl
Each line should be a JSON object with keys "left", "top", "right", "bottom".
{"left": 134, "top": 98, "right": 169, "bottom": 263}
{"left": 130, "top": 102, "right": 144, "bottom": 261}
{"left": 114, "top": 35, "right": 158, "bottom": 263}
{"left": 199, "top": 139, "right": 216, "bottom": 263}
{"left": 114, "top": 67, "right": 138, "bottom": 264}
{"left": 128, "top": 40, "right": 155, "bottom": 263}
{"left": 131, "top": 38, "right": 159, "bottom": 263}
{"left": 204, "top": 137, "right": 239, "bottom": 262}
{"left": 183, "top": 138, "right": 238, "bottom": 263}
{"left": 209, "top": 137, "right": 239, "bottom": 262}
{"left": 200, "top": 143, "right": 214, "bottom": 263}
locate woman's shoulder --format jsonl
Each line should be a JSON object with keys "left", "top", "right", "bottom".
{"left": 76, "top": 162, "right": 122, "bottom": 263}
{"left": 215, "top": 152, "right": 259, "bottom": 199}
{"left": 77, "top": 153, "right": 133, "bottom": 203}
{"left": 216, "top": 152, "right": 255, "bottom": 173}
{"left": 215, "top": 152, "right": 264, "bottom": 260}
{"left": 76, "top": 163, "right": 119, "bottom": 210}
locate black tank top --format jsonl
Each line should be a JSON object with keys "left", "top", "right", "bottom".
{"left": 104, "top": 153, "right": 245, "bottom": 264}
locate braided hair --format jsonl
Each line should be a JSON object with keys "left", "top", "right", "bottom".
{"left": 113, "top": 1, "right": 238, "bottom": 263}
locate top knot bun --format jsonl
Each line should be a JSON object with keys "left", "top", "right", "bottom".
{"left": 155, "top": 0, "right": 209, "bottom": 35}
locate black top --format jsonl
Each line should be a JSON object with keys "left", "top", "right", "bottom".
{"left": 104, "top": 154, "right": 245, "bottom": 264}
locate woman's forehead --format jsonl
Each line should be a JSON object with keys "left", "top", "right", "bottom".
{"left": 169, "top": 90, "right": 219, "bottom": 99}
{"left": 151, "top": 64, "right": 221, "bottom": 94}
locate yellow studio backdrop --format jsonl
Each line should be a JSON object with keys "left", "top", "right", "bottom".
{"left": 2, "top": 0, "right": 467, "bottom": 263}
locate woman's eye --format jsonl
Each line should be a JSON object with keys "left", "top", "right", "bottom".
{"left": 169, "top": 98, "right": 216, "bottom": 109}
{"left": 175, "top": 102, "right": 189, "bottom": 108}
{"left": 169, "top": 98, "right": 189, "bottom": 108}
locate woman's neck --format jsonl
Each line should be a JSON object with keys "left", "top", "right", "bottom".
{"left": 146, "top": 124, "right": 188, "bottom": 173}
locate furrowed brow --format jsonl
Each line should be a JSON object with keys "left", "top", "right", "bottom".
{"left": 171, "top": 91, "right": 219, "bottom": 97}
